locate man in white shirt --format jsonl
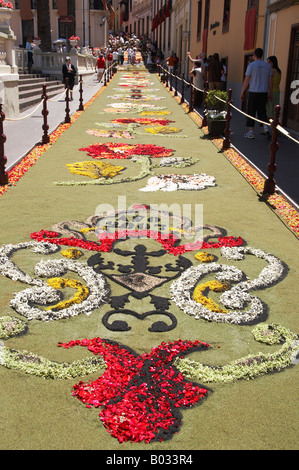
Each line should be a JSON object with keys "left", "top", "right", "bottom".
{"left": 112, "top": 49, "right": 118, "bottom": 63}
{"left": 241, "top": 48, "right": 273, "bottom": 139}
{"left": 190, "top": 61, "right": 205, "bottom": 107}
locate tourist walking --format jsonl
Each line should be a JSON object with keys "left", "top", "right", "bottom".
{"left": 118, "top": 47, "right": 124, "bottom": 65}
{"left": 62, "top": 57, "right": 77, "bottom": 100}
{"left": 96, "top": 53, "right": 106, "bottom": 82}
{"left": 207, "top": 53, "right": 224, "bottom": 90}
{"left": 241, "top": 48, "right": 273, "bottom": 139}
{"left": 26, "top": 37, "right": 33, "bottom": 74}
{"left": 166, "top": 53, "right": 176, "bottom": 73}
{"left": 221, "top": 58, "right": 227, "bottom": 91}
{"left": 190, "top": 60, "right": 205, "bottom": 107}
{"left": 266, "top": 55, "right": 281, "bottom": 120}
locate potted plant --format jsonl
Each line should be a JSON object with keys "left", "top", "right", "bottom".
{"left": 0, "top": 1, "right": 13, "bottom": 8}
{"left": 204, "top": 89, "right": 228, "bottom": 137}
{"left": 33, "top": 37, "right": 41, "bottom": 48}
{"left": 0, "top": 1, "right": 13, "bottom": 24}
{"left": 69, "top": 35, "right": 80, "bottom": 48}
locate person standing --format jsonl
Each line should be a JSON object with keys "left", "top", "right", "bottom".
{"left": 166, "top": 53, "right": 176, "bottom": 74}
{"left": 127, "top": 46, "right": 132, "bottom": 64}
{"left": 266, "top": 55, "right": 281, "bottom": 120}
{"left": 118, "top": 47, "right": 124, "bottom": 65}
{"left": 112, "top": 48, "right": 118, "bottom": 64}
{"left": 221, "top": 58, "right": 227, "bottom": 91}
{"left": 62, "top": 57, "right": 77, "bottom": 100}
{"left": 241, "top": 48, "right": 273, "bottom": 139}
{"left": 26, "top": 37, "right": 33, "bottom": 74}
{"left": 207, "top": 53, "right": 223, "bottom": 90}
{"left": 173, "top": 53, "right": 179, "bottom": 74}
{"left": 106, "top": 49, "right": 113, "bottom": 69}
{"left": 190, "top": 60, "right": 205, "bottom": 107}
{"left": 96, "top": 53, "right": 106, "bottom": 82}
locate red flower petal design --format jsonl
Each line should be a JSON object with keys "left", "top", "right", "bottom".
{"left": 78, "top": 142, "right": 174, "bottom": 159}
{"left": 30, "top": 229, "right": 244, "bottom": 256}
{"left": 58, "top": 338, "right": 210, "bottom": 443}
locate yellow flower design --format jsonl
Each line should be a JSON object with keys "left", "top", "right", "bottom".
{"left": 66, "top": 161, "right": 125, "bottom": 179}
{"left": 145, "top": 126, "right": 181, "bottom": 134}
{"left": 46, "top": 278, "right": 89, "bottom": 311}
{"left": 61, "top": 248, "right": 83, "bottom": 259}
{"left": 193, "top": 280, "right": 230, "bottom": 313}
{"left": 194, "top": 252, "right": 215, "bottom": 263}
{"left": 139, "top": 111, "right": 172, "bottom": 116}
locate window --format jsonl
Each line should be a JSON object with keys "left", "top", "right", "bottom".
{"left": 222, "top": 0, "right": 230, "bottom": 33}
{"left": 90, "top": 0, "right": 105, "bottom": 9}
{"left": 204, "top": 0, "right": 210, "bottom": 31}
{"left": 168, "top": 15, "right": 171, "bottom": 49}
{"left": 22, "top": 19, "right": 34, "bottom": 46}
{"left": 52, "top": 0, "right": 57, "bottom": 9}
{"left": 197, "top": 0, "right": 202, "bottom": 42}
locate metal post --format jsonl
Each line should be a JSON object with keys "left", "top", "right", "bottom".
{"left": 174, "top": 73, "right": 178, "bottom": 96}
{"left": 64, "top": 78, "right": 71, "bottom": 124}
{"left": 78, "top": 74, "right": 84, "bottom": 111}
{"left": 189, "top": 76, "right": 194, "bottom": 112}
{"left": 262, "top": 105, "right": 280, "bottom": 196}
{"left": 0, "top": 103, "right": 8, "bottom": 185}
{"left": 181, "top": 73, "right": 185, "bottom": 104}
{"left": 41, "top": 84, "right": 50, "bottom": 144}
{"left": 162, "top": 68, "right": 166, "bottom": 84}
{"left": 222, "top": 88, "right": 232, "bottom": 150}
{"left": 202, "top": 81, "right": 208, "bottom": 127}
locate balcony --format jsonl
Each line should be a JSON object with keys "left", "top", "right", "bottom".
{"left": 133, "top": 0, "right": 152, "bottom": 16}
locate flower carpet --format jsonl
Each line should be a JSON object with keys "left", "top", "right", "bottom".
{"left": 0, "top": 65, "right": 298, "bottom": 451}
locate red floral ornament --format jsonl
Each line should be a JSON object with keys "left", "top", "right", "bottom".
{"left": 110, "top": 118, "right": 174, "bottom": 126}
{"left": 78, "top": 142, "right": 174, "bottom": 159}
{"left": 58, "top": 338, "right": 210, "bottom": 443}
{"left": 30, "top": 229, "right": 244, "bottom": 256}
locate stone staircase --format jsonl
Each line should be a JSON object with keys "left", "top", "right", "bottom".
{"left": 18, "top": 73, "right": 65, "bottom": 112}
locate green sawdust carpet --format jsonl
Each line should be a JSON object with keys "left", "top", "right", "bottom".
{"left": 0, "top": 66, "right": 298, "bottom": 451}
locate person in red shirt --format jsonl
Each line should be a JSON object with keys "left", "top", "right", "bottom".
{"left": 106, "top": 50, "right": 113, "bottom": 69}
{"left": 97, "top": 54, "right": 106, "bottom": 82}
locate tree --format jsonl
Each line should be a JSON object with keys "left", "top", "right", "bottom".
{"left": 36, "top": 0, "right": 52, "bottom": 52}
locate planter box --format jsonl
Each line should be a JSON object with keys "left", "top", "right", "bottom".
{"left": 207, "top": 118, "right": 226, "bottom": 137}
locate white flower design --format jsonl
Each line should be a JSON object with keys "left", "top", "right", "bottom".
{"left": 0, "top": 242, "right": 110, "bottom": 321}
{"left": 171, "top": 246, "right": 285, "bottom": 325}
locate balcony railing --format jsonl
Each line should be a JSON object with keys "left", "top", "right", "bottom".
{"left": 15, "top": 48, "right": 97, "bottom": 78}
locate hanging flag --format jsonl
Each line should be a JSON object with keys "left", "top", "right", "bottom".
{"left": 244, "top": 7, "right": 257, "bottom": 50}
{"left": 160, "top": 6, "right": 165, "bottom": 24}
{"left": 166, "top": 0, "right": 171, "bottom": 18}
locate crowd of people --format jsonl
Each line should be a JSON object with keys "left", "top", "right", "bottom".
{"left": 60, "top": 31, "right": 281, "bottom": 142}
{"left": 186, "top": 47, "right": 281, "bottom": 140}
